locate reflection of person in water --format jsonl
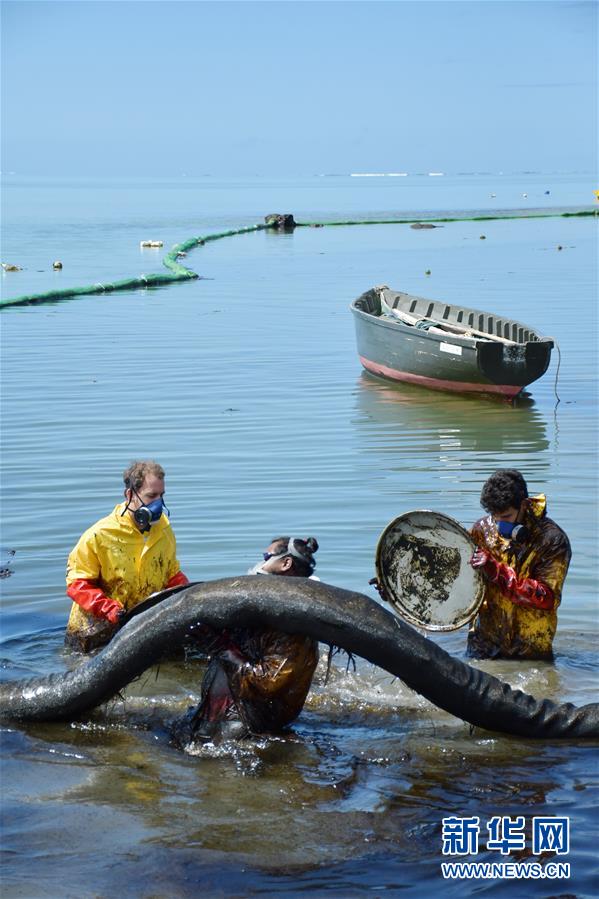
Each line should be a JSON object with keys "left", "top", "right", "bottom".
{"left": 468, "top": 469, "right": 571, "bottom": 660}
{"left": 177, "top": 537, "right": 320, "bottom": 743}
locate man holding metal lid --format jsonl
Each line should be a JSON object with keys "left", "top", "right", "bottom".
{"left": 468, "top": 469, "right": 571, "bottom": 660}
{"left": 64, "top": 460, "right": 188, "bottom": 652}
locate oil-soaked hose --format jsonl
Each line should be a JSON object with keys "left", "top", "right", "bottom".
{"left": 1, "top": 210, "right": 594, "bottom": 310}
{"left": 1, "top": 577, "right": 597, "bottom": 739}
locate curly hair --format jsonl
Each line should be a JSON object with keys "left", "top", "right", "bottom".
{"left": 123, "top": 460, "right": 165, "bottom": 493}
{"left": 480, "top": 469, "right": 529, "bottom": 514}
{"left": 270, "top": 536, "right": 319, "bottom": 577}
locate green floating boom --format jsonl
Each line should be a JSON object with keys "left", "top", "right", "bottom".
{"left": 296, "top": 209, "right": 596, "bottom": 227}
{"left": 0, "top": 222, "right": 272, "bottom": 310}
{"left": 1, "top": 211, "right": 594, "bottom": 310}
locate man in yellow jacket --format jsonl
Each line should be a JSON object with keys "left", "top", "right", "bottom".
{"left": 468, "top": 469, "right": 571, "bottom": 660}
{"left": 65, "top": 460, "right": 188, "bottom": 652}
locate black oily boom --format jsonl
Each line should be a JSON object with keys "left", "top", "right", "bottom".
{"left": 0, "top": 577, "right": 597, "bottom": 739}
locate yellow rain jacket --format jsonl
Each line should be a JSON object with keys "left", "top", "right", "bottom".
{"left": 468, "top": 494, "right": 571, "bottom": 659}
{"left": 66, "top": 503, "right": 182, "bottom": 646}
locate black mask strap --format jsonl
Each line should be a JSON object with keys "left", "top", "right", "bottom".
{"left": 121, "top": 484, "right": 142, "bottom": 517}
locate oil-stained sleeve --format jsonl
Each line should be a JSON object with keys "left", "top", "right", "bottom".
{"left": 66, "top": 532, "right": 101, "bottom": 585}
{"left": 525, "top": 528, "right": 571, "bottom": 606}
{"left": 239, "top": 635, "right": 315, "bottom": 699}
{"left": 164, "top": 529, "right": 183, "bottom": 583}
{"left": 471, "top": 517, "right": 571, "bottom": 606}
{"left": 224, "top": 633, "right": 318, "bottom": 710}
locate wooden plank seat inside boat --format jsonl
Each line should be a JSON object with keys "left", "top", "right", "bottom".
{"left": 380, "top": 301, "right": 515, "bottom": 345}
{"left": 373, "top": 286, "right": 540, "bottom": 346}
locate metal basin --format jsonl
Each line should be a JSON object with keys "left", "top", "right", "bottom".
{"left": 375, "top": 510, "right": 485, "bottom": 631}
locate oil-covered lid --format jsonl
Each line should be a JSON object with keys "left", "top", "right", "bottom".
{"left": 375, "top": 510, "right": 485, "bottom": 631}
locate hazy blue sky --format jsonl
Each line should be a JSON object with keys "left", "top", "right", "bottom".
{"left": 1, "top": 1, "right": 596, "bottom": 175}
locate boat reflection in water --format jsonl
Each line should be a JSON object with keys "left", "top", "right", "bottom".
{"left": 352, "top": 371, "right": 551, "bottom": 657}
{"left": 354, "top": 372, "right": 549, "bottom": 467}
{"left": 352, "top": 372, "right": 550, "bottom": 543}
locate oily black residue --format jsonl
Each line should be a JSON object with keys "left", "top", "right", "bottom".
{"left": 382, "top": 536, "right": 461, "bottom": 623}
{"left": 0, "top": 549, "right": 16, "bottom": 579}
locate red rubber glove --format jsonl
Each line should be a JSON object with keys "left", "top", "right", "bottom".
{"left": 166, "top": 570, "right": 189, "bottom": 588}
{"left": 470, "top": 548, "right": 500, "bottom": 576}
{"left": 67, "top": 579, "right": 125, "bottom": 624}
{"left": 469, "top": 550, "right": 555, "bottom": 610}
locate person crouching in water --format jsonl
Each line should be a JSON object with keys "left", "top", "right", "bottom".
{"left": 468, "top": 469, "right": 571, "bottom": 660}
{"left": 175, "top": 536, "right": 320, "bottom": 744}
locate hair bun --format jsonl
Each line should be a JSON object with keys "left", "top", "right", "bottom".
{"left": 304, "top": 537, "right": 319, "bottom": 554}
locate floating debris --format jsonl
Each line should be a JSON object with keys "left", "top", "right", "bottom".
{"left": 480, "top": 235, "right": 486, "bottom": 240}
{"left": 1, "top": 263, "right": 21, "bottom": 272}
{"left": 140, "top": 240, "right": 164, "bottom": 248}
{"left": 411, "top": 223, "right": 437, "bottom": 230}
{"left": 53, "top": 261, "right": 63, "bottom": 269}
{"left": 264, "top": 213, "right": 296, "bottom": 231}
{"left": 0, "top": 548, "right": 15, "bottom": 579}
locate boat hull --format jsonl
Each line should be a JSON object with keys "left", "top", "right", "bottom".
{"left": 351, "top": 289, "right": 553, "bottom": 398}
{"left": 358, "top": 354, "right": 523, "bottom": 397}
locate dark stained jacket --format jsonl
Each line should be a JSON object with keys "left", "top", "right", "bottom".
{"left": 190, "top": 627, "right": 319, "bottom": 740}
{"left": 468, "top": 494, "right": 571, "bottom": 659}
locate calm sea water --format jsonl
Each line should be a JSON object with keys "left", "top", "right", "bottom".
{"left": 1, "top": 173, "right": 597, "bottom": 897}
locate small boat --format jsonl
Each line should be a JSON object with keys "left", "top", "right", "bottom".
{"left": 350, "top": 286, "right": 554, "bottom": 398}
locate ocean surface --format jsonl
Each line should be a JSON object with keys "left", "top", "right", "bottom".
{"left": 1, "top": 172, "right": 597, "bottom": 897}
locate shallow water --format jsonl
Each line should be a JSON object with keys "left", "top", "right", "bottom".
{"left": 1, "top": 174, "right": 597, "bottom": 897}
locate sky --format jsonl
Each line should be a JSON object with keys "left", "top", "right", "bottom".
{"left": 1, "top": 0, "right": 596, "bottom": 176}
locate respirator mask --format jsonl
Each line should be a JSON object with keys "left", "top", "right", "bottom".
{"left": 122, "top": 484, "right": 169, "bottom": 533}
{"left": 133, "top": 497, "right": 167, "bottom": 533}
{"left": 247, "top": 551, "right": 287, "bottom": 576}
{"left": 497, "top": 520, "right": 529, "bottom": 544}
{"left": 247, "top": 562, "right": 270, "bottom": 575}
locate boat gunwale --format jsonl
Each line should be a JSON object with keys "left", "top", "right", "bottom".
{"left": 350, "top": 287, "right": 554, "bottom": 348}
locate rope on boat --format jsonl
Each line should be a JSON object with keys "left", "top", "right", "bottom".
{"left": 1, "top": 210, "right": 594, "bottom": 310}
{"left": 553, "top": 341, "right": 562, "bottom": 407}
